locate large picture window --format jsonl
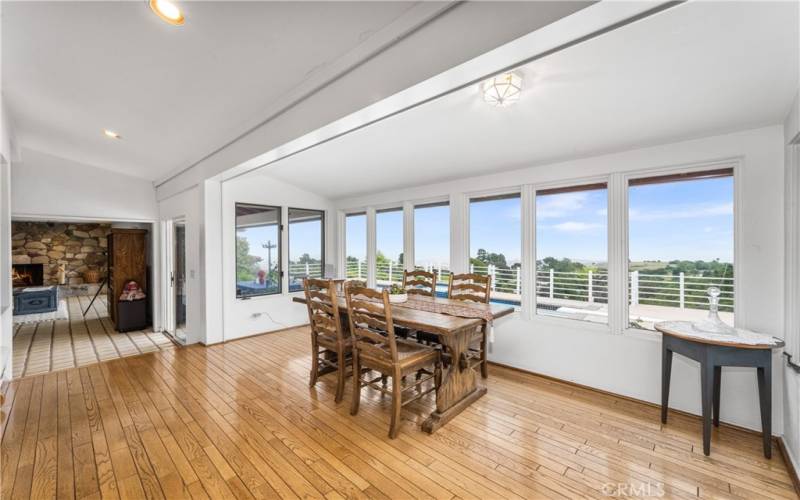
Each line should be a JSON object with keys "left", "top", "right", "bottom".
{"left": 345, "top": 212, "right": 367, "bottom": 279}
{"left": 236, "top": 203, "right": 281, "bottom": 298}
{"left": 288, "top": 208, "right": 324, "bottom": 292}
{"left": 628, "top": 169, "right": 734, "bottom": 330}
{"left": 469, "top": 193, "right": 521, "bottom": 304}
{"left": 414, "top": 201, "right": 449, "bottom": 289}
{"left": 376, "top": 207, "right": 404, "bottom": 286}
{"left": 536, "top": 183, "right": 608, "bottom": 323}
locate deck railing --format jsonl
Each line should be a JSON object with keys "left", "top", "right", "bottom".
{"left": 342, "top": 259, "right": 733, "bottom": 311}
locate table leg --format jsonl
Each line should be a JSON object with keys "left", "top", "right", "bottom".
{"left": 700, "top": 356, "right": 714, "bottom": 456}
{"left": 661, "top": 344, "right": 673, "bottom": 424}
{"left": 422, "top": 327, "right": 484, "bottom": 433}
{"left": 757, "top": 363, "right": 772, "bottom": 459}
{"left": 712, "top": 365, "right": 721, "bottom": 427}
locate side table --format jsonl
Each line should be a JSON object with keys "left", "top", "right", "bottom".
{"left": 655, "top": 321, "right": 784, "bottom": 458}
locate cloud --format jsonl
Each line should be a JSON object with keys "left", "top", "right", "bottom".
{"left": 537, "top": 192, "right": 590, "bottom": 219}
{"left": 551, "top": 221, "right": 605, "bottom": 232}
{"left": 629, "top": 202, "right": 733, "bottom": 222}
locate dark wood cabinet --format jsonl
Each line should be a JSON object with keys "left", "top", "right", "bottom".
{"left": 107, "top": 229, "right": 148, "bottom": 330}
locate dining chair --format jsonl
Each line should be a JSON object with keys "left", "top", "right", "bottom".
{"left": 345, "top": 285, "right": 442, "bottom": 438}
{"left": 304, "top": 277, "right": 351, "bottom": 403}
{"left": 448, "top": 273, "right": 492, "bottom": 379}
{"left": 402, "top": 269, "right": 437, "bottom": 296}
{"left": 401, "top": 269, "right": 441, "bottom": 346}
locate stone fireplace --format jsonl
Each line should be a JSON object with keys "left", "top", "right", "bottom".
{"left": 11, "top": 221, "right": 111, "bottom": 286}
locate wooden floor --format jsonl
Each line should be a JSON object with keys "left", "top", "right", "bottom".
{"left": 12, "top": 295, "right": 174, "bottom": 378}
{"left": 1, "top": 326, "right": 796, "bottom": 499}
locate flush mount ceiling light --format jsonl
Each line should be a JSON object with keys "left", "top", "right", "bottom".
{"left": 104, "top": 129, "right": 121, "bottom": 139}
{"left": 481, "top": 72, "right": 523, "bottom": 107}
{"left": 149, "top": 0, "right": 185, "bottom": 26}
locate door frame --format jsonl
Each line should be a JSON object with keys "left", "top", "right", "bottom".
{"left": 161, "top": 217, "right": 187, "bottom": 343}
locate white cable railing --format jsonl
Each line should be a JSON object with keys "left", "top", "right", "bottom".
{"left": 340, "top": 260, "right": 733, "bottom": 311}
{"left": 288, "top": 262, "right": 323, "bottom": 291}
{"left": 535, "top": 270, "right": 608, "bottom": 303}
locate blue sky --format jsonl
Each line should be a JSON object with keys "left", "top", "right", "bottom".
{"left": 238, "top": 224, "right": 279, "bottom": 271}
{"left": 335, "top": 175, "right": 734, "bottom": 266}
{"left": 629, "top": 176, "right": 733, "bottom": 262}
{"left": 537, "top": 189, "right": 606, "bottom": 263}
{"left": 470, "top": 197, "right": 521, "bottom": 265}
{"left": 346, "top": 214, "right": 367, "bottom": 261}
{"left": 288, "top": 219, "right": 323, "bottom": 263}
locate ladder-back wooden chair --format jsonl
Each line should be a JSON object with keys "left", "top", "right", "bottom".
{"left": 448, "top": 273, "right": 492, "bottom": 379}
{"left": 402, "top": 269, "right": 440, "bottom": 345}
{"left": 402, "top": 269, "right": 437, "bottom": 296}
{"left": 345, "top": 285, "right": 442, "bottom": 438}
{"left": 304, "top": 278, "right": 351, "bottom": 403}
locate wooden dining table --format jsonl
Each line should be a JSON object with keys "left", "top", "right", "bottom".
{"left": 293, "top": 294, "right": 514, "bottom": 433}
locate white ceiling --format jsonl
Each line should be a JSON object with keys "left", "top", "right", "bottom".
{"left": 3, "top": 1, "right": 418, "bottom": 179}
{"left": 3, "top": 1, "right": 592, "bottom": 182}
{"left": 263, "top": 1, "right": 800, "bottom": 201}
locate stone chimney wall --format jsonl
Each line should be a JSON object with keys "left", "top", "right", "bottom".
{"left": 11, "top": 222, "right": 110, "bottom": 285}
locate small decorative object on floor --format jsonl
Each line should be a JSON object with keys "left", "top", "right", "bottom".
{"left": 120, "top": 280, "right": 146, "bottom": 301}
{"left": 692, "top": 286, "right": 736, "bottom": 335}
{"left": 387, "top": 284, "right": 408, "bottom": 303}
{"left": 84, "top": 269, "right": 100, "bottom": 284}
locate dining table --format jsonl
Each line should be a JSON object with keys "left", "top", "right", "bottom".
{"left": 293, "top": 293, "right": 514, "bottom": 433}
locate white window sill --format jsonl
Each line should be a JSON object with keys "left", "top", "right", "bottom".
{"left": 528, "top": 313, "right": 612, "bottom": 334}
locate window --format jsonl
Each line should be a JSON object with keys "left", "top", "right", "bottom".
{"left": 536, "top": 184, "right": 608, "bottom": 323}
{"left": 345, "top": 212, "right": 367, "bottom": 279}
{"left": 236, "top": 203, "right": 281, "bottom": 298}
{"left": 469, "top": 193, "right": 521, "bottom": 303}
{"left": 414, "top": 202, "right": 449, "bottom": 291}
{"left": 628, "top": 169, "right": 734, "bottom": 330}
{"left": 376, "top": 207, "right": 403, "bottom": 286}
{"left": 288, "top": 208, "right": 324, "bottom": 292}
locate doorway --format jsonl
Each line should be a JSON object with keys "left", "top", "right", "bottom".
{"left": 164, "top": 218, "right": 188, "bottom": 344}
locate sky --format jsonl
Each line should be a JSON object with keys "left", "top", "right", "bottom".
{"left": 238, "top": 218, "right": 323, "bottom": 272}
{"left": 470, "top": 197, "right": 521, "bottom": 265}
{"left": 296, "top": 175, "right": 735, "bottom": 268}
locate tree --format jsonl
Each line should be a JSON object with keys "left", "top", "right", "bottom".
{"left": 236, "top": 237, "right": 262, "bottom": 282}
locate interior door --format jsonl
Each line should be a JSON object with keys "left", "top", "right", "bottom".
{"left": 173, "top": 221, "right": 187, "bottom": 343}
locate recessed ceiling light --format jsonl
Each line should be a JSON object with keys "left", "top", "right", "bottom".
{"left": 482, "top": 72, "right": 523, "bottom": 107}
{"left": 104, "top": 130, "right": 121, "bottom": 139}
{"left": 149, "top": 0, "right": 185, "bottom": 26}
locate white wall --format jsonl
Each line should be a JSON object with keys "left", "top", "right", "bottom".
{"left": 220, "top": 173, "right": 336, "bottom": 342}
{"left": 0, "top": 102, "right": 13, "bottom": 379}
{"left": 336, "top": 125, "right": 787, "bottom": 435}
{"left": 0, "top": 60, "right": 19, "bottom": 376}
{"left": 782, "top": 89, "right": 800, "bottom": 473}
{"left": 12, "top": 148, "right": 157, "bottom": 222}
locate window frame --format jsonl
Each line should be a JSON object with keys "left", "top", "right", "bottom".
{"left": 622, "top": 161, "right": 741, "bottom": 337}
{"left": 533, "top": 180, "right": 610, "bottom": 325}
{"left": 332, "top": 158, "right": 740, "bottom": 336}
{"left": 235, "top": 202, "right": 283, "bottom": 299}
{"left": 467, "top": 190, "right": 523, "bottom": 307}
{"left": 413, "top": 200, "right": 451, "bottom": 278}
{"left": 375, "top": 206, "right": 405, "bottom": 281}
{"left": 287, "top": 207, "right": 326, "bottom": 292}
{"left": 344, "top": 211, "right": 367, "bottom": 280}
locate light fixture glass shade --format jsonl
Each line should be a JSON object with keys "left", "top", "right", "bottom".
{"left": 482, "top": 72, "right": 523, "bottom": 107}
{"left": 150, "top": 0, "right": 185, "bottom": 26}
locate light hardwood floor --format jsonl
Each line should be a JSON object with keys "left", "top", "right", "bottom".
{"left": 12, "top": 295, "right": 174, "bottom": 378}
{"left": 1, "top": 326, "right": 796, "bottom": 499}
